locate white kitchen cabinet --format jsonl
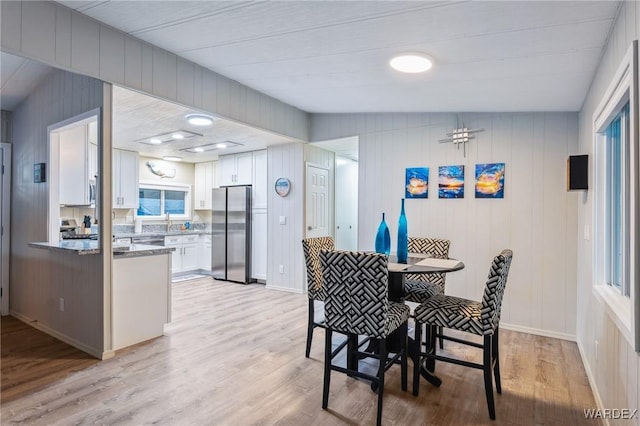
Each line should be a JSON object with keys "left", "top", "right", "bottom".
{"left": 113, "top": 149, "right": 139, "bottom": 209}
{"left": 200, "top": 234, "right": 212, "bottom": 271}
{"left": 194, "top": 161, "right": 217, "bottom": 210}
{"left": 252, "top": 150, "right": 267, "bottom": 209}
{"left": 60, "top": 123, "right": 95, "bottom": 206}
{"left": 165, "top": 234, "right": 200, "bottom": 273}
{"left": 251, "top": 209, "right": 267, "bottom": 280}
{"left": 218, "top": 152, "right": 253, "bottom": 186}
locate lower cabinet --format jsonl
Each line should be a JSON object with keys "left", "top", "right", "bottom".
{"left": 200, "top": 234, "right": 212, "bottom": 271}
{"left": 164, "top": 234, "right": 200, "bottom": 274}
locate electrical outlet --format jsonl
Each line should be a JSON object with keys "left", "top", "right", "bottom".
{"left": 279, "top": 265, "right": 284, "bottom": 274}
{"left": 59, "top": 297, "right": 65, "bottom": 312}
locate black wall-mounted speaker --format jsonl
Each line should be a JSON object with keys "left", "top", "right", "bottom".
{"left": 567, "top": 155, "right": 588, "bottom": 191}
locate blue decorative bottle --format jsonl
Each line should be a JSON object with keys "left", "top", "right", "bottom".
{"left": 397, "top": 199, "right": 408, "bottom": 263}
{"left": 375, "top": 213, "right": 391, "bottom": 255}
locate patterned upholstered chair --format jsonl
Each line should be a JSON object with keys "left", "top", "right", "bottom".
{"left": 412, "top": 249, "right": 513, "bottom": 421}
{"left": 302, "top": 237, "right": 335, "bottom": 358}
{"left": 404, "top": 237, "right": 451, "bottom": 303}
{"left": 320, "top": 250, "right": 411, "bottom": 426}
{"left": 404, "top": 237, "right": 451, "bottom": 349}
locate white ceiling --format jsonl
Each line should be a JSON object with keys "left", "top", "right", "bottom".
{"left": 57, "top": 0, "right": 620, "bottom": 113}
{"left": 1, "top": 1, "right": 622, "bottom": 162}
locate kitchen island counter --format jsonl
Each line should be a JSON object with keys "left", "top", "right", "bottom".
{"left": 29, "top": 241, "right": 175, "bottom": 257}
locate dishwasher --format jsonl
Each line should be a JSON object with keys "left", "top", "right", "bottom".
{"left": 131, "top": 235, "right": 165, "bottom": 246}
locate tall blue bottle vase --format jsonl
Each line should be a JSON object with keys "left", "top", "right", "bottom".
{"left": 397, "top": 199, "right": 408, "bottom": 263}
{"left": 375, "top": 212, "right": 391, "bottom": 256}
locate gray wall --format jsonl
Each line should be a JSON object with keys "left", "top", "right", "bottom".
{"left": 576, "top": 1, "right": 640, "bottom": 413}
{"left": 10, "top": 68, "right": 105, "bottom": 357}
{"left": 310, "top": 111, "right": 579, "bottom": 340}
{"left": 0, "top": 1, "right": 309, "bottom": 142}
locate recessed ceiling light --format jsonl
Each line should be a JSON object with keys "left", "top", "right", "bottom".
{"left": 185, "top": 114, "right": 215, "bottom": 126}
{"left": 389, "top": 53, "right": 433, "bottom": 73}
{"left": 216, "top": 143, "right": 227, "bottom": 149}
{"left": 172, "top": 133, "right": 184, "bottom": 140}
{"left": 149, "top": 138, "right": 162, "bottom": 145}
{"left": 193, "top": 147, "right": 205, "bottom": 153}
{"left": 163, "top": 156, "right": 182, "bottom": 162}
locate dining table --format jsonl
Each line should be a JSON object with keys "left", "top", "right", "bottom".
{"left": 348, "top": 253, "right": 465, "bottom": 386}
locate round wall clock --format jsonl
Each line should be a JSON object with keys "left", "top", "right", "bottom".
{"left": 275, "top": 178, "right": 291, "bottom": 197}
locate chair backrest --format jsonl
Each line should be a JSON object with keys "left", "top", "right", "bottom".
{"left": 406, "top": 237, "right": 451, "bottom": 289}
{"left": 480, "top": 249, "right": 513, "bottom": 334}
{"left": 320, "top": 250, "right": 390, "bottom": 339}
{"left": 302, "top": 237, "right": 335, "bottom": 300}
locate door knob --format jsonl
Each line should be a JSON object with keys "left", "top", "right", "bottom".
{"left": 307, "top": 226, "right": 314, "bottom": 230}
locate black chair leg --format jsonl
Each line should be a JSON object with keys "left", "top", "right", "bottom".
{"left": 483, "top": 335, "right": 496, "bottom": 420}
{"left": 376, "top": 338, "right": 386, "bottom": 426}
{"left": 493, "top": 328, "right": 502, "bottom": 394}
{"left": 425, "top": 325, "right": 437, "bottom": 372}
{"left": 322, "top": 328, "right": 332, "bottom": 409}
{"left": 412, "top": 321, "right": 422, "bottom": 396}
{"left": 306, "top": 298, "right": 315, "bottom": 358}
{"left": 439, "top": 325, "right": 444, "bottom": 349}
{"left": 400, "top": 322, "right": 408, "bottom": 391}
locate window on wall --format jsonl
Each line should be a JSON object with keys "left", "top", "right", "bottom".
{"left": 593, "top": 40, "right": 639, "bottom": 351}
{"left": 604, "top": 103, "right": 628, "bottom": 294}
{"left": 137, "top": 183, "right": 190, "bottom": 219}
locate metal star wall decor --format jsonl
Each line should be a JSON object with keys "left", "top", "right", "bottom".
{"left": 439, "top": 117, "right": 484, "bottom": 157}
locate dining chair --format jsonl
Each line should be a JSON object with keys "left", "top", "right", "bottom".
{"left": 320, "top": 250, "right": 410, "bottom": 426}
{"left": 301, "top": 236, "right": 335, "bottom": 358}
{"left": 412, "top": 249, "right": 513, "bottom": 421}
{"left": 405, "top": 237, "right": 451, "bottom": 349}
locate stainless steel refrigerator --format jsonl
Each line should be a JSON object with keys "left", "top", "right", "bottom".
{"left": 211, "top": 186, "right": 253, "bottom": 283}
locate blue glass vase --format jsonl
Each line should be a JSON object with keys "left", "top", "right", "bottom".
{"left": 375, "top": 212, "right": 391, "bottom": 255}
{"left": 397, "top": 199, "right": 408, "bottom": 263}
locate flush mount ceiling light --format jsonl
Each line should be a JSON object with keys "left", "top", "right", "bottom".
{"left": 137, "top": 130, "right": 201, "bottom": 146}
{"left": 185, "top": 113, "right": 216, "bottom": 126}
{"left": 389, "top": 53, "right": 433, "bottom": 73}
{"left": 163, "top": 156, "right": 182, "bottom": 162}
{"left": 180, "top": 140, "right": 242, "bottom": 154}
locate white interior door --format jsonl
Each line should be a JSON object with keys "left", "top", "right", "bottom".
{"left": 0, "top": 143, "right": 11, "bottom": 316}
{"left": 306, "top": 164, "right": 329, "bottom": 238}
{"left": 335, "top": 157, "right": 358, "bottom": 250}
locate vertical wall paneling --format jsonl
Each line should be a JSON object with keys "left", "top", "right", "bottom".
{"left": 99, "top": 26, "right": 125, "bottom": 85}
{"left": 576, "top": 2, "right": 640, "bottom": 417}
{"left": 140, "top": 42, "right": 153, "bottom": 94}
{"left": 21, "top": 1, "right": 55, "bottom": 64}
{"left": 310, "top": 111, "right": 578, "bottom": 339}
{"left": 70, "top": 12, "right": 100, "bottom": 76}
{"left": 10, "top": 68, "right": 105, "bottom": 357}
{"left": 55, "top": 7, "right": 72, "bottom": 68}
{"left": 124, "top": 37, "right": 142, "bottom": 89}
{"left": 151, "top": 47, "right": 169, "bottom": 100}
{"left": 1, "top": 0, "right": 21, "bottom": 52}
{"left": 176, "top": 58, "right": 194, "bottom": 106}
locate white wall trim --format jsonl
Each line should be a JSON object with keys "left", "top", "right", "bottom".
{"left": 576, "top": 338, "right": 610, "bottom": 426}
{"left": 10, "top": 311, "right": 114, "bottom": 360}
{"left": 500, "top": 322, "right": 576, "bottom": 342}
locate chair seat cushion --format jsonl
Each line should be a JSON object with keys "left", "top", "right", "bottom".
{"left": 414, "top": 294, "right": 484, "bottom": 335}
{"left": 404, "top": 279, "right": 443, "bottom": 303}
{"left": 384, "top": 302, "right": 411, "bottom": 337}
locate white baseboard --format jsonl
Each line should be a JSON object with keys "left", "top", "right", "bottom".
{"left": 10, "top": 311, "right": 113, "bottom": 360}
{"left": 576, "top": 339, "right": 609, "bottom": 426}
{"left": 500, "top": 322, "right": 576, "bottom": 341}
{"left": 265, "top": 284, "right": 304, "bottom": 294}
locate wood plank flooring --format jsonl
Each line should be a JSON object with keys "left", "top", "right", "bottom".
{"left": 1, "top": 277, "right": 599, "bottom": 425}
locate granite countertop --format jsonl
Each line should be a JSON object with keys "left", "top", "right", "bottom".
{"left": 29, "top": 241, "right": 175, "bottom": 257}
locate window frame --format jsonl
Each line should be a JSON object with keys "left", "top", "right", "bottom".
{"left": 137, "top": 181, "right": 191, "bottom": 221}
{"left": 592, "top": 40, "right": 640, "bottom": 351}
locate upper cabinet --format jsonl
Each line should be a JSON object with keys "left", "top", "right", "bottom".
{"left": 113, "top": 149, "right": 139, "bottom": 209}
{"left": 218, "top": 152, "right": 253, "bottom": 186}
{"left": 59, "top": 121, "right": 97, "bottom": 206}
{"left": 194, "top": 161, "right": 217, "bottom": 210}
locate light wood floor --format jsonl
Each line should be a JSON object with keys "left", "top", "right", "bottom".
{"left": 2, "top": 277, "right": 598, "bottom": 425}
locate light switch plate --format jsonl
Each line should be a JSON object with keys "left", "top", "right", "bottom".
{"left": 279, "top": 216, "right": 286, "bottom": 225}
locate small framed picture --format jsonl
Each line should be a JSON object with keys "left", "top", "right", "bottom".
{"left": 34, "top": 163, "right": 46, "bottom": 183}
{"left": 275, "top": 178, "right": 291, "bottom": 197}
